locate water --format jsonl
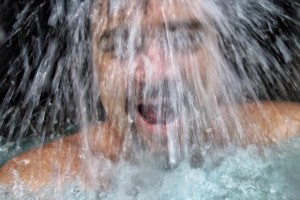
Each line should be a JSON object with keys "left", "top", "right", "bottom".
{"left": 1, "top": 137, "right": 300, "bottom": 199}
{"left": 0, "top": 0, "right": 300, "bottom": 199}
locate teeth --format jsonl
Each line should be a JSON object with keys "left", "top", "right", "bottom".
{"left": 137, "top": 103, "right": 176, "bottom": 125}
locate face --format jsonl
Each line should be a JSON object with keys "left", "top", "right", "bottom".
{"left": 91, "top": 0, "right": 221, "bottom": 154}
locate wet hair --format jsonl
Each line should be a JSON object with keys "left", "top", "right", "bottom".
{"left": 0, "top": 0, "right": 299, "bottom": 145}
{"left": 218, "top": 0, "right": 300, "bottom": 101}
{"left": 0, "top": 0, "right": 102, "bottom": 145}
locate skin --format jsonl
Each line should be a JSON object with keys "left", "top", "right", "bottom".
{"left": 0, "top": 0, "right": 300, "bottom": 193}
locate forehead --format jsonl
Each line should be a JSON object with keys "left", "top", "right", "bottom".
{"left": 91, "top": 0, "right": 202, "bottom": 31}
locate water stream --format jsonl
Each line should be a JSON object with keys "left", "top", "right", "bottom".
{"left": 0, "top": 0, "right": 299, "bottom": 199}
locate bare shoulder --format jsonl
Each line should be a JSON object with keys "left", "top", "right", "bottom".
{"left": 0, "top": 133, "right": 81, "bottom": 191}
{"left": 236, "top": 101, "right": 300, "bottom": 145}
{"left": 0, "top": 121, "right": 122, "bottom": 192}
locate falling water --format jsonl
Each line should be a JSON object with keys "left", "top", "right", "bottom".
{"left": 0, "top": 0, "right": 299, "bottom": 199}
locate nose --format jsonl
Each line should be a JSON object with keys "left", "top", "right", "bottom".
{"left": 135, "top": 39, "right": 172, "bottom": 84}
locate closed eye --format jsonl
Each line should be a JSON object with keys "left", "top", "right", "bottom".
{"left": 98, "top": 20, "right": 204, "bottom": 56}
{"left": 99, "top": 27, "right": 128, "bottom": 52}
{"left": 165, "top": 20, "right": 205, "bottom": 53}
{"left": 169, "top": 30, "right": 204, "bottom": 52}
{"left": 99, "top": 26, "right": 143, "bottom": 59}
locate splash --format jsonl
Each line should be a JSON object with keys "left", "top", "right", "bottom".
{"left": 0, "top": 0, "right": 299, "bottom": 198}
{"left": 1, "top": 137, "right": 300, "bottom": 199}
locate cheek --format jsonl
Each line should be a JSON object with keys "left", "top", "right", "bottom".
{"left": 97, "top": 58, "right": 128, "bottom": 117}
{"left": 180, "top": 48, "right": 210, "bottom": 88}
{"left": 180, "top": 47, "right": 221, "bottom": 101}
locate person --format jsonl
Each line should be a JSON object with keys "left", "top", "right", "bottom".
{"left": 0, "top": 0, "right": 300, "bottom": 192}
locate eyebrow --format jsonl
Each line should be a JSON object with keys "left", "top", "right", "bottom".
{"left": 99, "top": 19, "right": 203, "bottom": 40}
{"left": 165, "top": 20, "right": 203, "bottom": 31}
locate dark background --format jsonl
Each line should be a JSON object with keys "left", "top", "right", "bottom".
{"left": 0, "top": 0, "right": 299, "bottom": 142}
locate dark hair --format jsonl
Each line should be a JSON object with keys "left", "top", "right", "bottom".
{"left": 0, "top": 0, "right": 299, "bottom": 145}
{"left": 0, "top": 0, "right": 105, "bottom": 146}
{"left": 218, "top": 0, "right": 300, "bottom": 101}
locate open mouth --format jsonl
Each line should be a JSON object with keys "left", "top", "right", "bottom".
{"left": 130, "top": 80, "right": 184, "bottom": 130}
{"left": 136, "top": 101, "right": 177, "bottom": 125}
